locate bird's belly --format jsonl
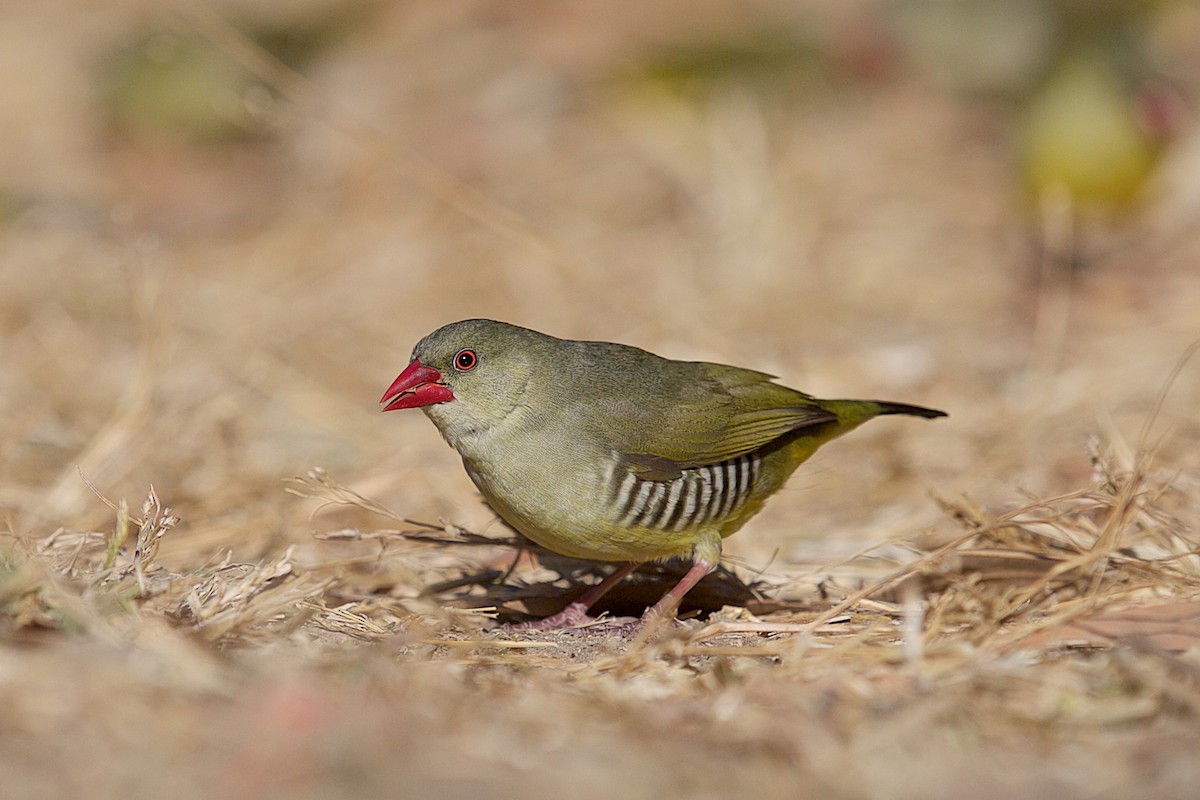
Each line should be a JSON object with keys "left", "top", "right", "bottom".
{"left": 461, "top": 455, "right": 700, "bottom": 563}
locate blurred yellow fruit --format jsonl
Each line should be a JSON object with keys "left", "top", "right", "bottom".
{"left": 1020, "top": 47, "right": 1160, "bottom": 208}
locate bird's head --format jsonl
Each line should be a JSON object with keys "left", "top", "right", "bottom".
{"left": 380, "top": 319, "right": 542, "bottom": 446}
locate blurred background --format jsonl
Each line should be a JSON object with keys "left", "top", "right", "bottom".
{"left": 4, "top": 1, "right": 1200, "bottom": 796}
{"left": 5, "top": 0, "right": 1199, "bottom": 562}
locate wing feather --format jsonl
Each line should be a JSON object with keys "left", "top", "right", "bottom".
{"left": 592, "top": 361, "right": 837, "bottom": 479}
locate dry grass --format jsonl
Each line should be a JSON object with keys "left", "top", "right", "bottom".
{"left": 4, "top": 2, "right": 1200, "bottom": 798}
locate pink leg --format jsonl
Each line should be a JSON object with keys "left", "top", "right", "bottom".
{"left": 640, "top": 558, "right": 716, "bottom": 627}
{"left": 507, "top": 562, "right": 640, "bottom": 631}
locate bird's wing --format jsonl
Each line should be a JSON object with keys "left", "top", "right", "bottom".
{"left": 601, "top": 362, "right": 837, "bottom": 480}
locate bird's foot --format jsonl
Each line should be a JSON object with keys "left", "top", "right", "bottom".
{"left": 503, "top": 602, "right": 638, "bottom": 633}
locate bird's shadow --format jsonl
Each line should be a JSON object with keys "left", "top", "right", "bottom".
{"left": 410, "top": 528, "right": 770, "bottom": 624}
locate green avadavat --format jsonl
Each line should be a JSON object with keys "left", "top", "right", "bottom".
{"left": 382, "top": 319, "right": 944, "bottom": 629}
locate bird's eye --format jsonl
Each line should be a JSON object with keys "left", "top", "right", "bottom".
{"left": 454, "top": 349, "right": 478, "bottom": 371}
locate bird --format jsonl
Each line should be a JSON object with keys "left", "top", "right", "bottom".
{"left": 381, "top": 319, "right": 945, "bottom": 631}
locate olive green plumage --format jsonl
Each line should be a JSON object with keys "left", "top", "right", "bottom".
{"left": 389, "top": 319, "right": 945, "bottom": 580}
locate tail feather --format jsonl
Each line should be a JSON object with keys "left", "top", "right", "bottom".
{"left": 874, "top": 401, "right": 947, "bottom": 420}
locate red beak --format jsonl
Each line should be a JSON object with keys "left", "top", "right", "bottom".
{"left": 380, "top": 359, "right": 455, "bottom": 411}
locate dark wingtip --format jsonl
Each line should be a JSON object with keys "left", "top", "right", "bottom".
{"left": 876, "top": 402, "right": 948, "bottom": 419}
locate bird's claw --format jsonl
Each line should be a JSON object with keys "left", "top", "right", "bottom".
{"left": 502, "top": 602, "right": 645, "bottom": 633}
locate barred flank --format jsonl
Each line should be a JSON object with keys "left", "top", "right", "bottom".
{"left": 610, "top": 453, "right": 761, "bottom": 531}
